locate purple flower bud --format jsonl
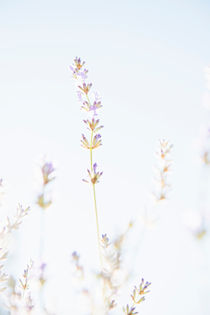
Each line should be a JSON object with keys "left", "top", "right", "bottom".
{"left": 40, "top": 263, "right": 47, "bottom": 272}
{"left": 93, "top": 163, "right": 97, "bottom": 174}
{"left": 95, "top": 134, "right": 101, "bottom": 140}
{"left": 42, "top": 162, "right": 54, "bottom": 176}
{"left": 77, "top": 90, "right": 83, "bottom": 102}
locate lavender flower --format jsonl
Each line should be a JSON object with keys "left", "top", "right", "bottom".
{"left": 70, "top": 57, "right": 103, "bottom": 115}
{"left": 124, "top": 279, "right": 151, "bottom": 314}
{"left": 123, "top": 305, "right": 138, "bottom": 315}
{"left": 39, "top": 262, "right": 47, "bottom": 286}
{"left": 83, "top": 118, "right": 103, "bottom": 132}
{"left": 83, "top": 163, "right": 103, "bottom": 184}
{"left": 72, "top": 251, "right": 84, "bottom": 279}
{"left": 37, "top": 161, "right": 55, "bottom": 210}
{"left": 69, "top": 57, "right": 87, "bottom": 79}
{"left": 41, "top": 162, "right": 55, "bottom": 185}
{"left": 70, "top": 57, "right": 103, "bottom": 269}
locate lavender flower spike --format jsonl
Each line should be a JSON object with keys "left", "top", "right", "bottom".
{"left": 70, "top": 57, "right": 103, "bottom": 268}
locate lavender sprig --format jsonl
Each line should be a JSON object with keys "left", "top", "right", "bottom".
{"left": 153, "top": 139, "right": 173, "bottom": 202}
{"left": 70, "top": 57, "right": 103, "bottom": 267}
{"left": 123, "top": 278, "right": 151, "bottom": 314}
{"left": 37, "top": 161, "right": 55, "bottom": 210}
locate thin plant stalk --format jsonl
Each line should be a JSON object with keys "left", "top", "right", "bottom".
{"left": 70, "top": 58, "right": 103, "bottom": 269}
{"left": 89, "top": 130, "right": 103, "bottom": 267}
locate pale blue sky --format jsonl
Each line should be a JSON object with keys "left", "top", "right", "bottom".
{"left": 0, "top": 1, "right": 210, "bottom": 314}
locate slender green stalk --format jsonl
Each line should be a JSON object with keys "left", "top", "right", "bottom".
{"left": 92, "top": 182, "right": 103, "bottom": 266}
{"left": 90, "top": 130, "right": 103, "bottom": 267}
{"left": 90, "top": 131, "right": 93, "bottom": 172}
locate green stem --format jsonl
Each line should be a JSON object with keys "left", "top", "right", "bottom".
{"left": 92, "top": 182, "right": 103, "bottom": 266}
{"left": 90, "top": 131, "right": 93, "bottom": 171}
{"left": 90, "top": 130, "right": 103, "bottom": 267}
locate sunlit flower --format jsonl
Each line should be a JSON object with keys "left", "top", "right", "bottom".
{"left": 83, "top": 118, "right": 103, "bottom": 132}
{"left": 83, "top": 163, "right": 103, "bottom": 184}
{"left": 41, "top": 162, "right": 55, "bottom": 185}
{"left": 79, "top": 82, "right": 92, "bottom": 95}
{"left": 70, "top": 57, "right": 102, "bottom": 116}
{"left": 69, "top": 57, "right": 87, "bottom": 79}
{"left": 124, "top": 279, "right": 151, "bottom": 314}
{"left": 81, "top": 133, "right": 102, "bottom": 150}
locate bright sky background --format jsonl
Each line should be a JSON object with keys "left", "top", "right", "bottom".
{"left": 1, "top": 0, "right": 210, "bottom": 314}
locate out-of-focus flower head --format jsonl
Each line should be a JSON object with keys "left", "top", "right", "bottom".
{"left": 101, "top": 234, "right": 110, "bottom": 248}
{"left": 183, "top": 210, "right": 208, "bottom": 240}
{"left": 6, "top": 261, "right": 34, "bottom": 314}
{"left": 198, "top": 127, "right": 210, "bottom": 165}
{"left": 153, "top": 139, "right": 173, "bottom": 202}
{"left": 37, "top": 161, "right": 55, "bottom": 210}
{"left": 37, "top": 194, "right": 52, "bottom": 209}
{"left": 72, "top": 251, "right": 84, "bottom": 279}
{"left": 39, "top": 262, "right": 47, "bottom": 287}
{"left": 41, "top": 162, "right": 55, "bottom": 185}
{"left": 19, "top": 261, "right": 33, "bottom": 291}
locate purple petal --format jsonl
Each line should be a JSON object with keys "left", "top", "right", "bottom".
{"left": 93, "top": 163, "right": 97, "bottom": 173}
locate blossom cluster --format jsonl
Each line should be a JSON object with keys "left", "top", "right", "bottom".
{"left": 100, "top": 224, "right": 133, "bottom": 313}
{"left": 70, "top": 57, "right": 103, "bottom": 184}
{"left": 123, "top": 279, "right": 151, "bottom": 315}
{"left": 37, "top": 161, "right": 55, "bottom": 210}
{"left": 0, "top": 204, "right": 30, "bottom": 292}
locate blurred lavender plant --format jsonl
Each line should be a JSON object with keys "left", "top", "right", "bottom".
{"left": 153, "top": 139, "right": 173, "bottom": 202}
{"left": 0, "top": 56, "right": 154, "bottom": 314}
{"left": 99, "top": 223, "right": 133, "bottom": 313}
{"left": 139, "top": 139, "right": 173, "bottom": 229}
{"left": 185, "top": 66, "right": 210, "bottom": 240}
{"left": 72, "top": 251, "right": 84, "bottom": 280}
{"left": 38, "top": 263, "right": 47, "bottom": 287}
{"left": 36, "top": 160, "right": 55, "bottom": 260}
{"left": 0, "top": 205, "right": 30, "bottom": 293}
{"left": 6, "top": 261, "right": 34, "bottom": 315}
{"left": 71, "top": 224, "right": 138, "bottom": 314}
{"left": 123, "top": 279, "right": 151, "bottom": 315}
{"left": 36, "top": 160, "right": 55, "bottom": 312}
{"left": 37, "top": 161, "right": 55, "bottom": 210}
